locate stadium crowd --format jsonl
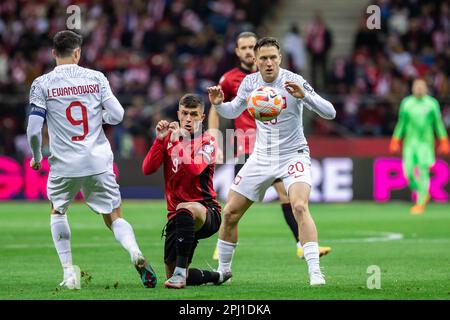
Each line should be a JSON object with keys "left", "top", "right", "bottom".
{"left": 0, "top": 0, "right": 449, "bottom": 159}
{"left": 324, "top": 0, "right": 450, "bottom": 136}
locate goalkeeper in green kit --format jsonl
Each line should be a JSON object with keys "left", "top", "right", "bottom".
{"left": 389, "top": 79, "right": 450, "bottom": 215}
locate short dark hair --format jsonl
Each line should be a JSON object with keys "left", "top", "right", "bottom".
{"left": 236, "top": 31, "right": 257, "bottom": 47}
{"left": 53, "top": 30, "right": 83, "bottom": 57}
{"left": 179, "top": 94, "right": 204, "bottom": 111}
{"left": 254, "top": 37, "right": 280, "bottom": 53}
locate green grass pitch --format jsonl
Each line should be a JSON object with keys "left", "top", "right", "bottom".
{"left": 1, "top": 201, "right": 449, "bottom": 300}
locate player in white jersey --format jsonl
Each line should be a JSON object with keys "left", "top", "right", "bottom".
{"left": 207, "top": 37, "right": 336, "bottom": 286}
{"left": 27, "top": 30, "right": 157, "bottom": 289}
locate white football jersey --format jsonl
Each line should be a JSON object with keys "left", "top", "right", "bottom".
{"left": 232, "top": 68, "right": 335, "bottom": 157}
{"left": 29, "top": 64, "right": 115, "bottom": 177}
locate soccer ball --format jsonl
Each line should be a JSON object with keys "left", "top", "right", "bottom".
{"left": 247, "top": 86, "right": 285, "bottom": 121}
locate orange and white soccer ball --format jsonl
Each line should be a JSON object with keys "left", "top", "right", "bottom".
{"left": 247, "top": 86, "right": 285, "bottom": 121}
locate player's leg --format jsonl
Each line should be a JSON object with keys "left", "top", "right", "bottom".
{"left": 47, "top": 175, "right": 81, "bottom": 289}
{"left": 274, "top": 180, "right": 305, "bottom": 258}
{"left": 186, "top": 203, "right": 231, "bottom": 286}
{"left": 273, "top": 179, "right": 299, "bottom": 243}
{"left": 415, "top": 164, "right": 431, "bottom": 207}
{"left": 217, "top": 190, "right": 253, "bottom": 273}
{"left": 163, "top": 202, "right": 230, "bottom": 288}
{"left": 411, "top": 148, "right": 433, "bottom": 214}
{"left": 216, "top": 154, "right": 272, "bottom": 274}
{"left": 165, "top": 261, "right": 176, "bottom": 279}
{"left": 166, "top": 236, "right": 231, "bottom": 288}
{"left": 402, "top": 147, "right": 419, "bottom": 196}
{"left": 102, "top": 207, "right": 157, "bottom": 288}
{"left": 83, "top": 172, "right": 156, "bottom": 288}
{"left": 163, "top": 219, "right": 184, "bottom": 288}
{"left": 164, "top": 202, "right": 206, "bottom": 288}
{"left": 186, "top": 268, "right": 232, "bottom": 286}
{"left": 274, "top": 180, "right": 304, "bottom": 257}
{"left": 212, "top": 156, "right": 248, "bottom": 260}
{"left": 287, "top": 182, "right": 325, "bottom": 286}
{"left": 274, "top": 180, "right": 331, "bottom": 258}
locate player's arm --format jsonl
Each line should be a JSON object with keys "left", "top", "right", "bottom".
{"left": 392, "top": 100, "right": 407, "bottom": 140}
{"left": 206, "top": 107, "right": 223, "bottom": 164}
{"left": 208, "top": 76, "right": 231, "bottom": 130}
{"left": 207, "top": 107, "right": 220, "bottom": 134}
{"left": 27, "top": 79, "right": 47, "bottom": 170}
{"left": 102, "top": 96, "right": 124, "bottom": 125}
{"left": 431, "top": 99, "right": 449, "bottom": 155}
{"left": 284, "top": 80, "right": 336, "bottom": 120}
{"left": 99, "top": 73, "right": 124, "bottom": 125}
{"left": 390, "top": 99, "right": 407, "bottom": 153}
{"left": 207, "top": 86, "right": 247, "bottom": 119}
{"left": 27, "top": 106, "right": 45, "bottom": 170}
{"left": 176, "top": 140, "right": 216, "bottom": 175}
{"left": 169, "top": 122, "right": 216, "bottom": 175}
{"left": 142, "top": 120, "right": 170, "bottom": 175}
{"left": 207, "top": 76, "right": 230, "bottom": 163}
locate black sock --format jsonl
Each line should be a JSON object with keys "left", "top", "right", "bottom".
{"left": 175, "top": 208, "right": 195, "bottom": 269}
{"left": 281, "top": 203, "right": 299, "bottom": 243}
{"left": 186, "top": 268, "right": 220, "bottom": 286}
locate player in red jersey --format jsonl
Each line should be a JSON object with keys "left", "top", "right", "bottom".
{"left": 208, "top": 32, "right": 331, "bottom": 259}
{"left": 142, "top": 94, "right": 231, "bottom": 289}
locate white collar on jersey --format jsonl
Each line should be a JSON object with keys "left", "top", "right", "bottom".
{"left": 54, "top": 64, "right": 78, "bottom": 69}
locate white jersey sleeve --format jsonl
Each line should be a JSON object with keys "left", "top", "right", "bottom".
{"left": 102, "top": 95, "right": 124, "bottom": 125}
{"left": 29, "top": 78, "right": 47, "bottom": 109}
{"left": 26, "top": 115, "right": 44, "bottom": 162}
{"left": 27, "top": 78, "right": 48, "bottom": 163}
{"left": 213, "top": 75, "right": 252, "bottom": 119}
{"left": 295, "top": 75, "right": 336, "bottom": 120}
{"left": 100, "top": 73, "right": 114, "bottom": 103}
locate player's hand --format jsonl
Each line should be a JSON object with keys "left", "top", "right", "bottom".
{"left": 389, "top": 138, "right": 401, "bottom": 154}
{"left": 207, "top": 86, "right": 224, "bottom": 105}
{"left": 156, "top": 120, "right": 170, "bottom": 140}
{"left": 30, "top": 158, "right": 41, "bottom": 171}
{"left": 437, "top": 138, "right": 450, "bottom": 155}
{"left": 168, "top": 121, "right": 189, "bottom": 142}
{"left": 284, "top": 81, "right": 305, "bottom": 99}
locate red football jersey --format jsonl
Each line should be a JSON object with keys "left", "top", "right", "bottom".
{"left": 219, "top": 66, "right": 256, "bottom": 156}
{"left": 142, "top": 131, "right": 220, "bottom": 219}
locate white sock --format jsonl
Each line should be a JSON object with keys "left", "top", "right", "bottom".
{"left": 174, "top": 267, "right": 187, "bottom": 278}
{"left": 50, "top": 214, "right": 72, "bottom": 279}
{"left": 217, "top": 239, "right": 237, "bottom": 272}
{"left": 297, "top": 240, "right": 303, "bottom": 249}
{"left": 111, "top": 218, "right": 141, "bottom": 261}
{"left": 303, "top": 242, "right": 320, "bottom": 274}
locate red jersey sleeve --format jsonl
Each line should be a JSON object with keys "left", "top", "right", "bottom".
{"left": 142, "top": 137, "right": 168, "bottom": 175}
{"left": 170, "top": 137, "right": 216, "bottom": 176}
{"left": 219, "top": 73, "right": 233, "bottom": 102}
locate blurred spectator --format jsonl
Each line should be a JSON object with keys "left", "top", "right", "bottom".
{"left": 325, "top": 0, "right": 450, "bottom": 137}
{"left": 0, "top": 0, "right": 278, "bottom": 159}
{"left": 353, "top": 15, "right": 382, "bottom": 53}
{"left": 358, "top": 102, "right": 383, "bottom": 136}
{"left": 282, "top": 23, "right": 306, "bottom": 74}
{"left": 306, "top": 11, "right": 333, "bottom": 90}
{"left": 342, "top": 87, "right": 361, "bottom": 133}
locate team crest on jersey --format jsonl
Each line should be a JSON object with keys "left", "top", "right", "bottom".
{"left": 233, "top": 175, "right": 242, "bottom": 185}
{"left": 30, "top": 84, "right": 37, "bottom": 98}
{"left": 167, "top": 142, "right": 173, "bottom": 150}
{"left": 203, "top": 144, "right": 215, "bottom": 154}
{"left": 303, "top": 82, "right": 314, "bottom": 95}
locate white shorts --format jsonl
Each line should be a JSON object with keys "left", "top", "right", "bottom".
{"left": 47, "top": 171, "right": 121, "bottom": 214}
{"left": 230, "top": 151, "right": 312, "bottom": 202}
